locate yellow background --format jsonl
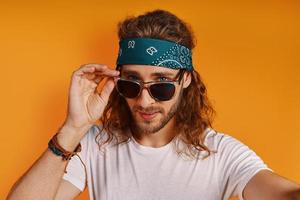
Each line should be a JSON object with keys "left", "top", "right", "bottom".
{"left": 1, "top": 0, "right": 299, "bottom": 199}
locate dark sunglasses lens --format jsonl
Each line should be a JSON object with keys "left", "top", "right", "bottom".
{"left": 150, "top": 83, "right": 175, "bottom": 101}
{"left": 117, "top": 80, "right": 140, "bottom": 98}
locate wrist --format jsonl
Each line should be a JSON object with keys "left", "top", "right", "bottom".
{"left": 60, "top": 121, "right": 92, "bottom": 136}
{"left": 62, "top": 118, "right": 93, "bottom": 133}
{"left": 48, "top": 133, "right": 81, "bottom": 161}
{"left": 55, "top": 123, "right": 91, "bottom": 152}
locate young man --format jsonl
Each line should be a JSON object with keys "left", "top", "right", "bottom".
{"left": 8, "top": 9, "right": 300, "bottom": 200}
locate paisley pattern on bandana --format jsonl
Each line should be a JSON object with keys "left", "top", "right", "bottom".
{"left": 116, "top": 37, "right": 193, "bottom": 71}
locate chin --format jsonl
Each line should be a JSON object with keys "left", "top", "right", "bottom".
{"left": 132, "top": 119, "right": 165, "bottom": 135}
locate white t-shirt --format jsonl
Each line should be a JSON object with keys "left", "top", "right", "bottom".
{"left": 63, "top": 125, "right": 272, "bottom": 200}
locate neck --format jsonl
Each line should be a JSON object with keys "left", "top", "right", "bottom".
{"left": 131, "top": 118, "right": 176, "bottom": 148}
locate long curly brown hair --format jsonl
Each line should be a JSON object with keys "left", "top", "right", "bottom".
{"left": 97, "top": 9, "right": 216, "bottom": 159}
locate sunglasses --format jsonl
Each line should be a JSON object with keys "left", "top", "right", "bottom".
{"left": 115, "top": 70, "right": 185, "bottom": 101}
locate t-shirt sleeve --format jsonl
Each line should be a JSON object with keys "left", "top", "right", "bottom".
{"left": 217, "top": 134, "right": 273, "bottom": 200}
{"left": 61, "top": 125, "right": 95, "bottom": 192}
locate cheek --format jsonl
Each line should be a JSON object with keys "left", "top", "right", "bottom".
{"left": 160, "top": 94, "right": 180, "bottom": 111}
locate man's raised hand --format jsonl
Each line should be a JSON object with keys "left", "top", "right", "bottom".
{"left": 63, "top": 64, "right": 120, "bottom": 130}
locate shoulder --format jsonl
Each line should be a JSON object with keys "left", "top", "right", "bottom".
{"left": 205, "top": 129, "right": 272, "bottom": 199}
{"left": 205, "top": 128, "right": 271, "bottom": 172}
{"left": 204, "top": 128, "right": 247, "bottom": 152}
{"left": 204, "top": 128, "right": 265, "bottom": 163}
{"left": 80, "top": 125, "right": 101, "bottom": 145}
{"left": 80, "top": 124, "right": 120, "bottom": 152}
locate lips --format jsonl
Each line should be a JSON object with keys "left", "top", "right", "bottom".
{"left": 138, "top": 111, "right": 159, "bottom": 120}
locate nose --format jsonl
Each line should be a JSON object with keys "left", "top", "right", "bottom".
{"left": 136, "top": 87, "right": 155, "bottom": 107}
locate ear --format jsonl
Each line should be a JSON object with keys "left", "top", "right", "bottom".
{"left": 182, "top": 72, "right": 192, "bottom": 89}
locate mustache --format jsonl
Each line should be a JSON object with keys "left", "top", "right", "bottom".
{"left": 132, "top": 105, "right": 163, "bottom": 113}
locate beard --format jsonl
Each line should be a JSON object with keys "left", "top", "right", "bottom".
{"left": 129, "top": 89, "right": 183, "bottom": 135}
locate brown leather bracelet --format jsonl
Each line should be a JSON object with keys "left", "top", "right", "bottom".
{"left": 48, "top": 132, "right": 81, "bottom": 161}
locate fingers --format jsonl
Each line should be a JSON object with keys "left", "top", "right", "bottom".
{"left": 72, "top": 64, "right": 120, "bottom": 86}
{"left": 94, "top": 76, "right": 103, "bottom": 84}
{"left": 74, "top": 64, "right": 119, "bottom": 77}
{"left": 98, "top": 78, "right": 115, "bottom": 103}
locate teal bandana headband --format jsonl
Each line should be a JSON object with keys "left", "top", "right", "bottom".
{"left": 116, "top": 37, "right": 193, "bottom": 71}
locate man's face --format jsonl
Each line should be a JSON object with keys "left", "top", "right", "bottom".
{"left": 120, "top": 64, "right": 190, "bottom": 135}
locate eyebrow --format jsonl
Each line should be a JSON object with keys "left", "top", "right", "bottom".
{"left": 121, "top": 70, "right": 176, "bottom": 78}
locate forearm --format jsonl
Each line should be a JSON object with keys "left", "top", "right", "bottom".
{"left": 6, "top": 124, "right": 90, "bottom": 200}
{"left": 7, "top": 149, "right": 68, "bottom": 200}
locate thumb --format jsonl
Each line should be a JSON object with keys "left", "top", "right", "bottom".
{"left": 98, "top": 78, "right": 115, "bottom": 103}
